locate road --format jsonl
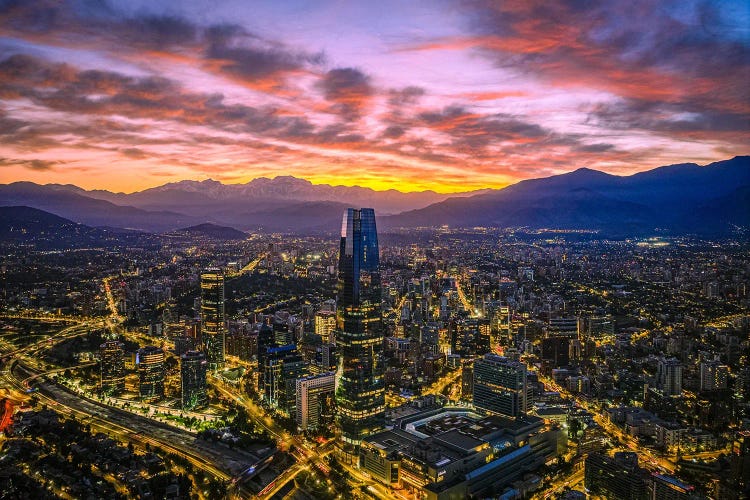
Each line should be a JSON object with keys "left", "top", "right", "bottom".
{"left": 210, "top": 373, "right": 340, "bottom": 499}
{"left": 227, "top": 253, "right": 267, "bottom": 279}
{"left": 0, "top": 314, "right": 264, "bottom": 496}
{"left": 422, "top": 366, "right": 463, "bottom": 400}
{"left": 537, "top": 373, "right": 676, "bottom": 474}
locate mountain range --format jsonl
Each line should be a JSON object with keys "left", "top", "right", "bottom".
{"left": 0, "top": 156, "right": 748, "bottom": 236}
{"left": 384, "top": 156, "right": 750, "bottom": 236}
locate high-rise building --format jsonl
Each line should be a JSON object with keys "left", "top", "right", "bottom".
{"left": 584, "top": 452, "right": 649, "bottom": 500}
{"left": 657, "top": 357, "right": 683, "bottom": 396}
{"left": 138, "top": 345, "right": 165, "bottom": 399}
{"left": 461, "top": 360, "right": 474, "bottom": 400}
{"left": 473, "top": 354, "right": 529, "bottom": 417}
{"left": 315, "top": 311, "right": 337, "bottom": 344}
{"left": 264, "top": 344, "right": 307, "bottom": 416}
{"left": 296, "top": 372, "right": 336, "bottom": 431}
{"left": 335, "top": 208, "right": 385, "bottom": 446}
{"left": 181, "top": 350, "right": 208, "bottom": 410}
{"left": 257, "top": 322, "right": 275, "bottom": 390}
{"left": 99, "top": 340, "right": 125, "bottom": 395}
{"left": 700, "top": 359, "right": 729, "bottom": 391}
{"left": 201, "top": 268, "right": 225, "bottom": 369}
{"left": 547, "top": 317, "right": 580, "bottom": 338}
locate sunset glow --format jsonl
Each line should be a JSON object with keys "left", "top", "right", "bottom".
{"left": 0, "top": 0, "right": 747, "bottom": 192}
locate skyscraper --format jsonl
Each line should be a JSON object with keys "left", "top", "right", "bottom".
{"left": 315, "top": 310, "right": 337, "bottom": 344}
{"left": 138, "top": 345, "right": 165, "bottom": 399}
{"left": 99, "top": 340, "right": 125, "bottom": 395}
{"left": 335, "top": 208, "right": 385, "bottom": 447}
{"left": 473, "top": 354, "right": 529, "bottom": 417}
{"left": 657, "top": 357, "right": 683, "bottom": 396}
{"left": 201, "top": 268, "right": 225, "bottom": 369}
{"left": 181, "top": 350, "right": 208, "bottom": 410}
{"left": 296, "top": 372, "right": 336, "bottom": 431}
{"left": 264, "top": 344, "right": 307, "bottom": 416}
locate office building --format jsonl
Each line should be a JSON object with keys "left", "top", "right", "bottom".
{"left": 547, "top": 317, "right": 579, "bottom": 338}
{"left": 473, "top": 354, "right": 529, "bottom": 417}
{"left": 264, "top": 344, "right": 307, "bottom": 416}
{"left": 201, "top": 268, "right": 225, "bottom": 369}
{"left": 315, "top": 310, "right": 337, "bottom": 344}
{"left": 181, "top": 350, "right": 207, "bottom": 410}
{"left": 584, "top": 452, "right": 649, "bottom": 500}
{"left": 657, "top": 357, "right": 683, "bottom": 396}
{"left": 461, "top": 360, "right": 473, "bottom": 400}
{"left": 651, "top": 474, "right": 696, "bottom": 499}
{"left": 257, "top": 322, "right": 274, "bottom": 389}
{"left": 296, "top": 372, "right": 336, "bottom": 431}
{"left": 99, "top": 340, "right": 125, "bottom": 395}
{"left": 700, "top": 359, "right": 729, "bottom": 391}
{"left": 335, "top": 208, "right": 385, "bottom": 446}
{"left": 138, "top": 345, "right": 165, "bottom": 399}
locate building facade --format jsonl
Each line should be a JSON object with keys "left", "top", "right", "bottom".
{"left": 99, "top": 340, "right": 125, "bottom": 395}
{"left": 335, "top": 208, "right": 385, "bottom": 446}
{"left": 296, "top": 371, "right": 336, "bottom": 431}
{"left": 473, "top": 354, "right": 529, "bottom": 417}
{"left": 200, "top": 268, "right": 225, "bottom": 369}
{"left": 138, "top": 345, "right": 165, "bottom": 399}
{"left": 181, "top": 350, "right": 208, "bottom": 410}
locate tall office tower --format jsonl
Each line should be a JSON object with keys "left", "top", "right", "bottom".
{"left": 201, "top": 268, "right": 225, "bottom": 369}
{"left": 296, "top": 372, "right": 336, "bottom": 431}
{"left": 657, "top": 357, "right": 683, "bottom": 396}
{"left": 257, "top": 323, "right": 275, "bottom": 390}
{"left": 335, "top": 208, "right": 385, "bottom": 446}
{"left": 181, "top": 350, "right": 208, "bottom": 410}
{"left": 138, "top": 345, "right": 165, "bottom": 399}
{"left": 473, "top": 354, "right": 529, "bottom": 417}
{"left": 99, "top": 340, "right": 125, "bottom": 395}
{"left": 461, "top": 360, "right": 474, "bottom": 400}
{"left": 264, "top": 344, "right": 307, "bottom": 416}
{"left": 700, "top": 359, "right": 729, "bottom": 391}
{"left": 315, "top": 311, "right": 337, "bottom": 344}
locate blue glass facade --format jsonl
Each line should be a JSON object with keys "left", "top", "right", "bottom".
{"left": 336, "top": 208, "right": 385, "bottom": 445}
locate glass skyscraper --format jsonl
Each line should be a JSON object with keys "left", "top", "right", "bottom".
{"left": 99, "top": 339, "right": 125, "bottom": 395}
{"left": 181, "top": 350, "right": 208, "bottom": 410}
{"left": 138, "top": 345, "right": 165, "bottom": 399}
{"left": 335, "top": 208, "right": 385, "bottom": 446}
{"left": 201, "top": 268, "right": 225, "bottom": 369}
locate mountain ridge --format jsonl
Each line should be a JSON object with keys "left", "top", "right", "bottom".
{"left": 1, "top": 156, "right": 748, "bottom": 236}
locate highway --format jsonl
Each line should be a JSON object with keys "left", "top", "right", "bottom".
{"left": 0, "top": 308, "right": 265, "bottom": 497}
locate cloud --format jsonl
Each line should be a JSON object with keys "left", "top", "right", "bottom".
{"left": 388, "top": 86, "right": 425, "bottom": 106}
{"left": 0, "top": 157, "right": 59, "bottom": 171}
{"left": 318, "top": 67, "right": 374, "bottom": 119}
{"left": 587, "top": 98, "right": 750, "bottom": 140}
{"left": 410, "top": 1, "right": 749, "bottom": 133}
{"left": 418, "top": 105, "right": 549, "bottom": 150}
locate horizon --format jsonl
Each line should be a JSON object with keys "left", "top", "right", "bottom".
{"left": 0, "top": 1, "right": 748, "bottom": 193}
{"left": 5, "top": 155, "right": 747, "bottom": 196}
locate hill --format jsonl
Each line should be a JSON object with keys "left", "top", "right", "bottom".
{"left": 385, "top": 156, "right": 750, "bottom": 236}
{"left": 0, "top": 206, "right": 143, "bottom": 248}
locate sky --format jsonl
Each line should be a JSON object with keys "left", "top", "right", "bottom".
{"left": 0, "top": 0, "right": 748, "bottom": 193}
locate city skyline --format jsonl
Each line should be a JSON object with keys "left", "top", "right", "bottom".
{"left": 0, "top": 1, "right": 748, "bottom": 193}
{"left": 1, "top": 1, "right": 749, "bottom": 499}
